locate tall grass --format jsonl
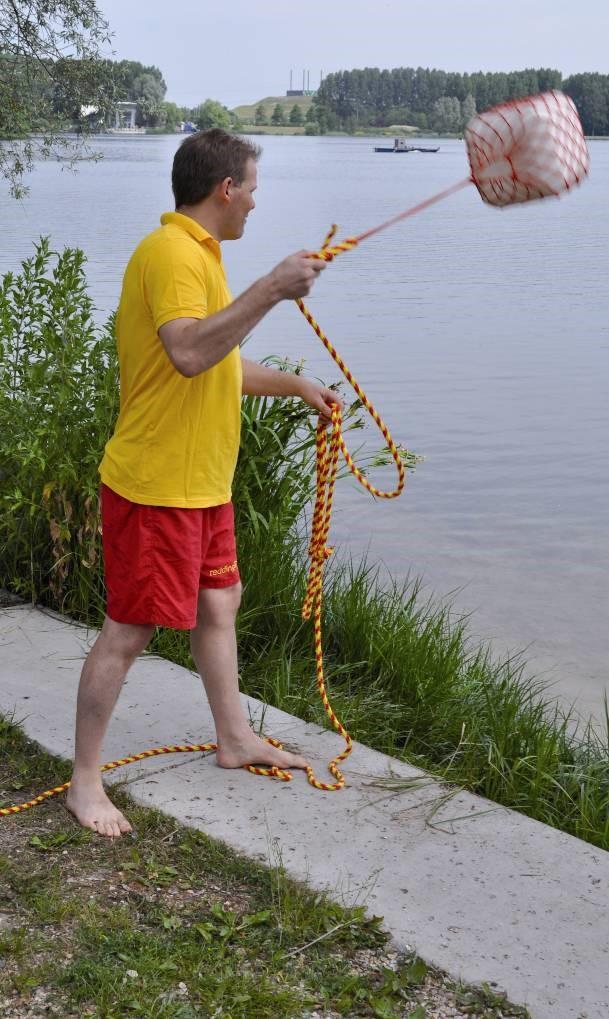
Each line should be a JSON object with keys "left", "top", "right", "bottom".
{"left": 0, "top": 237, "right": 116, "bottom": 617}
{"left": 2, "top": 239, "right": 608, "bottom": 851}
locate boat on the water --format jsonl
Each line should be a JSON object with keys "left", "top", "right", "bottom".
{"left": 375, "top": 137, "right": 439, "bottom": 153}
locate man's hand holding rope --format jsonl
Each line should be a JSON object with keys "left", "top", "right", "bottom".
{"left": 295, "top": 379, "right": 343, "bottom": 424}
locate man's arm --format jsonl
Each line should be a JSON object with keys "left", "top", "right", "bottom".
{"left": 158, "top": 251, "right": 326, "bottom": 378}
{"left": 241, "top": 358, "right": 342, "bottom": 422}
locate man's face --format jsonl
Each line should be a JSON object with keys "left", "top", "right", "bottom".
{"left": 223, "top": 158, "right": 257, "bottom": 240}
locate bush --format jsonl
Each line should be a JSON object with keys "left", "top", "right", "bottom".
{"left": 0, "top": 238, "right": 117, "bottom": 616}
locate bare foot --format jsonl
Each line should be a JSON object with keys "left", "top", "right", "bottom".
{"left": 65, "top": 779, "right": 133, "bottom": 839}
{"left": 216, "top": 732, "right": 309, "bottom": 772}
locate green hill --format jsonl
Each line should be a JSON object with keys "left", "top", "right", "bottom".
{"left": 233, "top": 94, "right": 313, "bottom": 123}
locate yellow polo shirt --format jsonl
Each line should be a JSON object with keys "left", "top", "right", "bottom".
{"left": 99, "top": 212, "right": 242, "bottom": 507}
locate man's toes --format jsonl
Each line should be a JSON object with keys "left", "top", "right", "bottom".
{"left": 97, "top": 820, "right": 114, "bottom": 838}
{"left": 118, "top": 816, "right": 132, "bottom": 834}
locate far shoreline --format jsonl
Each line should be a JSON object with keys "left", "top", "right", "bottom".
{"left": 3, "top": 128, "right": 607, "bottom": 142}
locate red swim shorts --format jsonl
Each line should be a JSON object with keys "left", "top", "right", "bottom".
{"left": 101, "top": 484, "right": 241, "bottom": 630}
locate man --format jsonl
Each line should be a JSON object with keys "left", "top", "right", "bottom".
{"left": 66, "top": 128, "right": 339, "bottom": 839}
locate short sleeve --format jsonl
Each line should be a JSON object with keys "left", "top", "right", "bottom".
{"left": 144, "top": 238, "right": 208, "bottom": 332}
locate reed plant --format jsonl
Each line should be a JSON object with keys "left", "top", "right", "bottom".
{"left": 0, "top": 237, "right": 116, "bottom": 618}
{"left": 1, "top": 239, "right": 608, "bottom": 852}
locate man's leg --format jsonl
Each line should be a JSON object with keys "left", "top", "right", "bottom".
{"left": 66, "top": 615, "right": 155, "bottom": 838}
{"left": 190, "top": 585, "right": 309, "bottom": 772}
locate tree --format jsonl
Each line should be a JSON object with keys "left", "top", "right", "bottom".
{"left": 190, "top": 99, "right": 232, "bottom": 130}
{"left": 159, "top": 101, "right": 183, "bottom": 132}
{"left": 271, "top": 103, "right": 285, "bottom": 126}
{"left": 289, "top": 104, "right": 303, "bottom": 126}
{"left": 431, "top": 96, "right": 461, "bottom": 133}
{"left": 386, "top": 107, "right": 411, "bottom": 126}
{"left": 131, "top": 71, "right": 166, "bottom": 126}
{"left": 0, "top": 0, "right": 115, "bottom": 197}
{"left": 460, "top": 94, "right": 477, "bottom": 129}
{"left": 254, "top": 103, "right": 267, "bottom": 126}
{"left": 564, "top": 73, "right": 609, "bottom": 135}
{"left": 105, "top": 60, "right": 167, "bottom": 127}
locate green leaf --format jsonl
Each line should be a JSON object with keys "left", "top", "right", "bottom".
{"left": 370, "top": 995, "right": 400, "bottom": 1018}
{"left": 193, "top": 922, "right": 214, "bottom": 941}
{"left": 238, "top": 909, "right": 272, "bottom": 928}
{"left": 162, "top": 914, "right": 182, "bottom": 930}
{"left": 402, "top": 957, "right": 428, "bottom": 986}
{"left": 28, "top": 831, "right": 73, "bottom": 850}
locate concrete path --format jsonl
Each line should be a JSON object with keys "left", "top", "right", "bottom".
{"left": 1, "top": 604, "right": 607, "bottom": 1019}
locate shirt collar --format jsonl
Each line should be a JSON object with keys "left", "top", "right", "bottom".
{"left": 160, "top": 211, "right": 222, "bottom": 261}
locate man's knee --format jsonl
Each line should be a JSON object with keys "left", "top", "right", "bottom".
{"left": 99, "top": 616, "right": 155, "bottom": 662}
{"left": 196, "top": 583, "right": 242, "bottom": 628}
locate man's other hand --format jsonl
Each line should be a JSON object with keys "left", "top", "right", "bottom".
{"left": 295, "top": 379, "right": 343, "bottom": 423}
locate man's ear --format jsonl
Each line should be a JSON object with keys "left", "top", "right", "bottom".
{"left": 219, "top": 176, "right": 232, "bottom": 203}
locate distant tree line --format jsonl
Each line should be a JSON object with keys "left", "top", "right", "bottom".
{"left": 67, "top": 61, "right": 239, "bottom": 134}
{"left": 1, "top": 48, "right": 239, "bottom": 137}
{"left": 310, "top": 67, "right": 609, "bottom": 135}
{"left": 254, "top": 103, "right": 304, "bottom": 127}
{"left": 100, "top": 64, "right": 240, "bottom": 133}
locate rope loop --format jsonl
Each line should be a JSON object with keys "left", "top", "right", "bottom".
{"left": 295, "top": 227, "right": 407, "bottom": 791}
{"left": 312, "top": 224, "right": 359, "bottom": 264}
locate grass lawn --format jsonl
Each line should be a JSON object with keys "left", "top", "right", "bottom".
{"left": 0, "top": 717, "right": 530, "bottom": 1018}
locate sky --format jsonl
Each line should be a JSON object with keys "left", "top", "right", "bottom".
{"left": 95, "top": 0, "right": 608, "bottom": 109}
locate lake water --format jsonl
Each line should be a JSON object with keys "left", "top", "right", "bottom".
{"left": 1, "top": 134, "right": 608, "bottom": 725}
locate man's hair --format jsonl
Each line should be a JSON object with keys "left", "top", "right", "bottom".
{"left": 172, "top": 129, "right": 262, "bottom": 208}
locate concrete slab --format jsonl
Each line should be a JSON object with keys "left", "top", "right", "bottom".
{"left": 0, "top": 604, "right": 607, "bottom": 1019}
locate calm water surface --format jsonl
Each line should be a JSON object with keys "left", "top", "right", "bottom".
{"left": 1, "top": 134, "right": 608, "bottom": 722}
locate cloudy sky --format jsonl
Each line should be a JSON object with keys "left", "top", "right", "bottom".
{"left": 95, "top": 0, "right": 608, "bottom": 108}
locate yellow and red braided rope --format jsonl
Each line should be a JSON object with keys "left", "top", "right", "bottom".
{"left": 0, "top": 737, "right": 294, "bottom": 817}
{"left": 1, "top": 224, "right": 407, "bottom": 816}
{"left": 293, "top": 224, "right": 405, "bottom": 790}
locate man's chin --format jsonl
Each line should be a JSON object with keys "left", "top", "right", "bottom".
{"left": 225, "top": 225, "right": 246, "bottom": 241}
